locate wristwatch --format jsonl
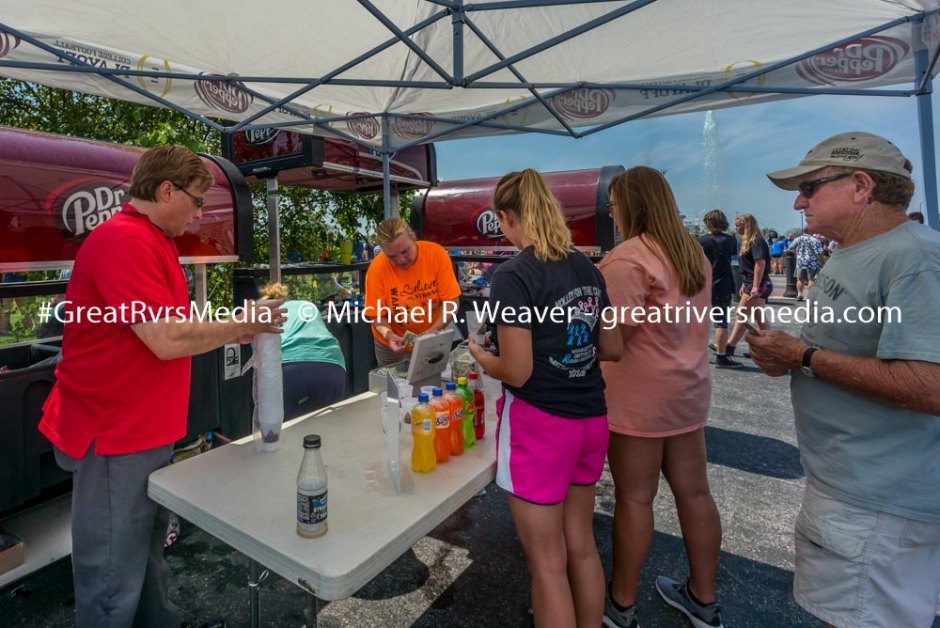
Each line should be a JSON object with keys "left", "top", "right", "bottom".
{"left": 800, "top": 346, "right": 819, "bottom": 378}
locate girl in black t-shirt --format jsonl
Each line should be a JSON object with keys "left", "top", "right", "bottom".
{"left": 468, "top": 169, "right": 622, "bottom": 628}
{"left": 726, "top": 213, "right": 772, "bottom": 355}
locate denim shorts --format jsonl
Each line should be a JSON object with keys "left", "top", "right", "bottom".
{"left": 793, "top": 481, "right": 940, "bottom": 628}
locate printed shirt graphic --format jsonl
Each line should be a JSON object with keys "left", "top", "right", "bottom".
{"left": 364, "top": 240, "right": 461, "bottom": 346}
{"left": 486, "top": 247, "right": 609, "bottom": 418}
{"left": 792, "top": 234, "right": 823, "bottom": 270}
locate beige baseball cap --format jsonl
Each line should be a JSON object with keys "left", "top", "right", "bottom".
{"left": 767, "top": 132, "right": 913, "bottom": 191}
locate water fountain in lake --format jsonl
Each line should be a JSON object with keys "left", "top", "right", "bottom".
{"left": 701, "top": 110, "right": 721, "bottom": 221}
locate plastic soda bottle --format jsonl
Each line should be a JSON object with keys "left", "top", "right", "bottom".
{"left": 443, "top": 382, "right": 464, "bottom": 456}
{"left": 468, "top": 372, "right": 486, "bottom": 439}
{"left": 297, "top": 434, "right": 328, "bottom": 538}
{"left": 430, "top": 387, "right": 451, "bottom": 463}
{"left": 456, "top": 377, "right": 476, "bottom": 448}
{"left": 411, "top": 393, "right": 437, "bottom": 473}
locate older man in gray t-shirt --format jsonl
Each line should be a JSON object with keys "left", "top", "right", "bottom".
{"left": 747, "top": 132, "right": 940, "bottom": 628}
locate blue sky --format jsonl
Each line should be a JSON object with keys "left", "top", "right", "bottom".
{"left": 434, "top": 92, "right": 929, "bottom": 235}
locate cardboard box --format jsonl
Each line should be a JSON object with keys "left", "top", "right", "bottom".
{"left": 0, "top": 533, "right": 25, "bottom": 575}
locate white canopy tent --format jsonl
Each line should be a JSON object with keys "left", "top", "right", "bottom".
{"left": 2, "top": 0, "right": 938, "bottom": 239}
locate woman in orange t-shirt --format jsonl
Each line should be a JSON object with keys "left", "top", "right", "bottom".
{"left": 364, "top": 217, "right": 461, "bottom": 366}
{"left": 599, "top": 167, "right": 724, "bottom": 628}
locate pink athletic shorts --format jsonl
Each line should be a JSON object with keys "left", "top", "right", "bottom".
{"left": 495, "top": 390, "right": 609, "bottom": 505}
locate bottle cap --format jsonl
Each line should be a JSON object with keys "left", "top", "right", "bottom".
{"left": 468, "top": 372, "right": 479, "bottom": 380}
{"left": 457, "top": 376, "right": 467, "bottom": 385}
{"left": 445, "top": 382, "right": 457, "bottom": 390}
{"left": 418, "top": 393, "right": 429, "bottom": 403}
{"left": 432, "top": 387, "right": 443, "bottom": 396}
{"left": 303, "top": 434, "right": 321, "bottom": 448}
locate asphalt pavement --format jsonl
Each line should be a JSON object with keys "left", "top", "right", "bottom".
{"left": 3, "top": 283, "right": 938, "bottom": 627}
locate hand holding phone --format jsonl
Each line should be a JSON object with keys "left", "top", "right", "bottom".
{"left": 743, "top": 321, "right": 761, "bottom": 336}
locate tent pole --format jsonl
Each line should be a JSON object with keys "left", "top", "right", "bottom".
{"left": 916, "top": 44, "right": 940, "bottom": 230}
{"left": 382, "top": 115, "right": 394, "bottom": 218}
{"left": 266, "top": 176, "right": 281, "bottom": 282}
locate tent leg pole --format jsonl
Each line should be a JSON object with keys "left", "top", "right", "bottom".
{"left": 193, "top": 263, "right": 207, "bottom": 307}
{"left": 383, "top": 151, "right": 394, "bottom": 218}
{"left": 266, "top": 176, "right": 282, "bottom": 282}
{"left": 916, "top": 47, "right": 939, "bottom": 230}
{"left": 382, "top": 115, "right": 396, "bottom": 218}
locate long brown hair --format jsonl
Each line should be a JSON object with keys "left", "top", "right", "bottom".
{"left": 608, "top": 167, "right": 706, "bottom": 296}
{"left": 493, "top": 169, "right": 572, "bottom": 261}
{"left": 735, "top": 213, "right": 761, "bottom": 254}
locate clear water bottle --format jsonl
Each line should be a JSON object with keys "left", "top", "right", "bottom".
{"left": 297, "top": 434, "right": 328, "bottom": 538}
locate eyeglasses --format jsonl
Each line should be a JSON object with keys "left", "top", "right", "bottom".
{"left": 173, "top": 184, "right": 205, "bottom": 209}
{"left": 798, "top": 173, "right": 850, "bottom": 199}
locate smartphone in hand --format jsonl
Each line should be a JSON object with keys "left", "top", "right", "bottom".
{"left": 743, "top": 321, "right": 761, "bottom": 336}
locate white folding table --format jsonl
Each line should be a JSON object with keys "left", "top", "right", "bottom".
{"left": 148, "top": 392, "right": 497, "bottom": 626}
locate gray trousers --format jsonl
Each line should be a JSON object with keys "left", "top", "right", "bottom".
{"left": 55, "top": 443, "right": 179, "bottom": 628}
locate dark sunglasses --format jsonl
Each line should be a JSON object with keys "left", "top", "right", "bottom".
{"left": 798, "top": 173, "right": 850, "bottom": 199}
{"left": 173, "top": 184, "right": 206, "bottom": 209}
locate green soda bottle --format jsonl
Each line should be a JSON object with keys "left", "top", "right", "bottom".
{"left": 456, "top": 377, "right": 476, "bottom": 448}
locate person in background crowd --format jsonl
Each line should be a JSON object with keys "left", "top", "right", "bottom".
{"left": 468, "top": 169, "right": 622, "bottom": 628}
{"left": 749, "top": 131, "right": 940, "bottom": 628}
{"left": 38, "top": 145, "right": 285, "bottom": 627}
{"left": 791, "top": 228, "right": 826, "bottom": 302}
{"left": 770, "top": 236, "right": 787, "bottom": 274}
{"left": 364, "top": 217, "right": 461, "bottom": 367}
{"left": 697, "top": 210, "right": 742, "bottom": 369}
{"left": 724, "top": 213, "right": 772, "bottom": 358}
{"left": 600, "top": 167, "right": 724, "bottom": 628}
{"left": 908, "top": 210, "right": 924, "bottom": 224}
{"left": 258, "top": 282, "right": 346, "bottom": 421}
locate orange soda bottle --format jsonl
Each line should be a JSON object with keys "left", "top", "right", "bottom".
{"left": 411, "top": 393, "right": 436, "bottom": 473}
{"left": 443, "top": 382, "right": 464, "bottom": 456}
{"left": 430, "top": 387, "right": 451, "bottom": 463}
{"left": 468, "top": 372, "right": 485, "bottom": 439}
{"left": 456, "top": 377, "right": 476, "bottom": 448}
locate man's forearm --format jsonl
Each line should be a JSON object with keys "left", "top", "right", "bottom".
{"left": 812, "top": 349, "right": 940, "bottom": 415}
{"left": 133, "top": 301, "right": 284, "bottom": 360}
{"left": 133, "top": 318, "right": 252, "bottom": 360}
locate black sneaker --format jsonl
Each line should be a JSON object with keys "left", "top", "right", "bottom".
{"left": 715, "top": 355, "right": 743, "bottom": 369}
{"left": 707, "top": 343, "right": 718, "bottom": 353}
{"left": 725, "top": 345, "right": 736, "bottom": 357}
{"left": 603, "top": 584, "right": 639, "bottom": 628}
{"left": 655, "top": 577, "right": 723, "bottom": 628}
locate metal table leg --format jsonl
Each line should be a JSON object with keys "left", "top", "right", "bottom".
{"left": 248, "top": 559, "right": 268, "bottom": 628}
{"left": 303, "top": 592, "right": 320, "bottom": 628}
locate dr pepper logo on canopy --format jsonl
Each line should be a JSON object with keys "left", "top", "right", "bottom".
{"left": 392, "top": 113, "right": 434, "bottom": 140}
{"left": 797, "top": 36, "right": 910, "bottom": 85}
{"left": 552, "top": 89, "right": 615, "bottom": 120}
{"left": 346, "top": 112, "right": 380, "bottom": 140}
{"left": 0, "top": 32, "right": 20, "bottom": 58}
{"left": 47, "top": 178, "right": 128, "bottom": 240}
{"left": 194, "top": 73, "right": 254, "bottom": 114}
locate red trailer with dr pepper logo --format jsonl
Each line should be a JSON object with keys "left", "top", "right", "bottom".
{"left": 0, "top": 126, "right": 252, "bottom": 272}
{"left": 410, "top": 165, "right": 623, "bottom": 255}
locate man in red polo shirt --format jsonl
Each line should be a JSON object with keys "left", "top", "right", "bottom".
{"left": 39, "top": 145, "right": 285, "bottom": 627}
